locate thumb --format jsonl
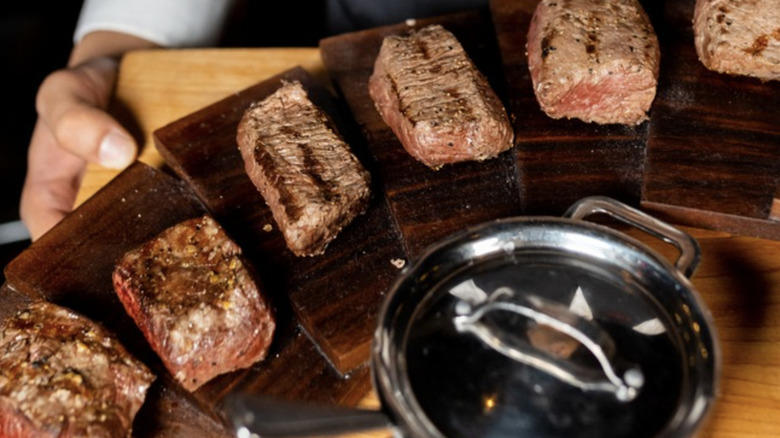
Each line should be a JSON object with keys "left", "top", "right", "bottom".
{"left": 55, "top": 106, "right": 137, "bottom": 169}
{"left": 35, "top": 57, "right": 136, "bottom": 168}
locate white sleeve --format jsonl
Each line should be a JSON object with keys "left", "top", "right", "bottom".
{"left": 74, "top": 0, "right": 234, "bottom": 47}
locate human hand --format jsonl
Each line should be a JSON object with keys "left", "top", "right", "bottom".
{"left": 20, "top": 56, "right": 136, "bottom": 240}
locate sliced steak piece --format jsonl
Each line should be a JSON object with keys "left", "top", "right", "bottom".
{"left": 112, "top": 215, "right": 275, "bottom": 392}
{"left": 368, "top": 24, "right": 514, "bottom": 169}
{"left": 527, "top": 0, "right": 660, "bottom": 125}
{"left": 237, "top": 80, "right": 371, "bottom": 257}
{"left": 693, "top": 0, "right": 780, "bottom": 81}
{"left": 0, "top": 301, "right": 154, "bottom": 438}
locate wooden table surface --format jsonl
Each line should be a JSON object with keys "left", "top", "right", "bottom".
{"left": 78, "top": 48, "right": 780, "bottom": 437}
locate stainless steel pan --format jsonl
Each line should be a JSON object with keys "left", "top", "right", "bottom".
{"left": 225, "top": 196, "right": 719, "bottom": 438}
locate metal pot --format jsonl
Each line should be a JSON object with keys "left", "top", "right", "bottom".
{"left": 226, "top": 196, "right": 719, "bottom": 438}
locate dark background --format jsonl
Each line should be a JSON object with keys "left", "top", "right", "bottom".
{"left": 0, "top": 2, "right": 83, "bottom": 279}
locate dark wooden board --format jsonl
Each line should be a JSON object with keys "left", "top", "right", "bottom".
{"left": 153, "top": 67, "right": 406, "bottom": 374}
{"left": 2, "top": 162, "right": 371, "bottom": 437}
{"left": 639, "top": 1, "right": 780, "bottom": 238}
{"left": 642, "top": 200, "right": 780, "bottom": 241}
{"left": 2, "top": 163, "right": 230, "bottom": 437}
{"left": 490, "top": 0, "right": 648, "bottom": 215}
{"left": 4, "top": 163, "right": 207, "bottom": 359}
{"left": 0, "top": 283, "right": 31, "bottom": 321}
{"left": 490, "top": 0, "right": 780, "bottom": 236}
{"left": 202, "top": 320, "right": 372, "bottom": 406}
{"left": 320, "top": 11, "right": 525, "bottom": 258}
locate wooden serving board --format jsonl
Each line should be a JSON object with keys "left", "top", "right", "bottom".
{"left": 489, "top": 0, "right": 780, "bottom": 237}
{"left": 153, "top": 66, "right": 406, "bottom": 376}
{"left": 639, "top": 1, "right": 780, "bottom": 239}
{"left": 320, "top": 10, "right": 524, "bottom": 258}
{"left": 322, "top": 0, "right": 779, "bottom": 240}
{"left": 490, "top": 0, "right": 648, "bottom": 214}
{"left": 2, "top": 163, "right": 371, "bottom": 437}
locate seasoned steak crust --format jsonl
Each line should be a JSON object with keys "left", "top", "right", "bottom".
{"left": 368, "top": 24, "right": 514, "bottom": 169}
{"left": 527, "top": 0, "right": 661, "bottom": 125}
{"left": 237, "top": 80, "right": 371, "bottom": 257}
{"left": 694, "top": 0, "right": 780, "bottom": 81}
{"left": 0, "top": 301, "right": 154, "bottom": 438}
{"left": 112, "top": 215, "right": 275, "bottom": 392}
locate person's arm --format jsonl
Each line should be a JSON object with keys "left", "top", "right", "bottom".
{"left": 21, "top": 0, "right": 233, "bottom": 241}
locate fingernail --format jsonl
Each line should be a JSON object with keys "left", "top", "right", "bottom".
{"left": 98, "top": 130, "right": 135, "bottom": 169}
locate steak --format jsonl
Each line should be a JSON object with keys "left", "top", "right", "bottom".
{"left": 0, "top": 301, "right": 154, "bottom": 438}
{"left": 368, "top": 24, "right": 514, "bottom": 168}
{"left": 237, "top": 80, "right": 371, "bottom": 257}
{"left": 112, "top": 215, "right": 275, "bottom": 392}
{"left": 527, "top": 0, "right": 660, "bottom": 125}
{"left": 693, "top": 0, "right": 780, "bottom": 81}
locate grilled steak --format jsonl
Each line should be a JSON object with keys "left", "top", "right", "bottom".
{"left": 237, "top": 80, "right": 371, "bottom": 257}
{"left": 0, "top": 301, "right": 154, "bottom": 438}
{"left": 112, "top": 215, "right": 275, "bottom": 392}
{"left": 693, "top": 0, "right": 780, "bottom": 81}
{"left": 368, "top": 24, "right": 514, "bottom": 168}
{"left": 527, "top": 0, "right": 660, "bottom": 125}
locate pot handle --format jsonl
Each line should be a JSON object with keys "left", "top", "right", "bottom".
{"left": 564, "top": 196, "right": 701, "bottom": 278}
{"left": 222, "top": 393, "right": 392, "bottom": 437}
{"left": 453, "top": 289, "right": 644, "bottom": 402}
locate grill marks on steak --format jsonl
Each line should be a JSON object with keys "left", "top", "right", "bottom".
{"left": 112, "top": 215, "right": 275, "bottom": 392}
{"left": 368, "top": 24, "right": 514, "bottom": 168}
{"left": 527, "top": 0, "right": 660, "bottom": 125}
{"left": 694, "top": 0, "right": 780, "bottom": 81}
{"left": 237, "top": 81, "right": 371, "bottom": 257}
{"left": 0, "top": 301, "right": 153, "bottom": 438}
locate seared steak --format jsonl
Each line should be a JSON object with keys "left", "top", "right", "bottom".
{"left": 527, "top": 0, "right": 660, "bottom": 125}
{"left": 0, "top": 301, "right": 154, "bottom": 438}
{"left": 368, "top": 24, "right": 514, "bottom": 168}
{"left": 112, "top": 215, "right": 275, "bottom": 392}
{"left": 694, "top": 0, "right": 780, "bottom": 81}
{"left": 237, "top": 80, "right": 371, "bottom": 257}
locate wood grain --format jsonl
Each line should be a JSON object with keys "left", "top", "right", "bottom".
{"left": 5, "top": 163, "right": 207, "bottom": 337}
{"left": 320, "top": 11, "right": 524, "bottom": 258}
{"left": 641, "top": 1, "right": 780, "bottom": 225}
{"left": 0, "top": 283, "right": 31, "bottom": 322}
{"left": 643, "top": 200, "right": 780, "bottom": 241}
{"left": 3, "top": 163, "right": 233, "bottom": 436}
{"left": 490, "top": 0, "right": 648, "bottom": 215}
{"left": 153, "top": 67, "right": 406, "bottom": 375}
{"left": 490, "top": 0, "right": 780, "bottom": 236}
{"left": 2, "top": 162, "right": 374, "bottom": 437}
{"left": 206, "top": 320, "right": 372, "bottom": 406}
